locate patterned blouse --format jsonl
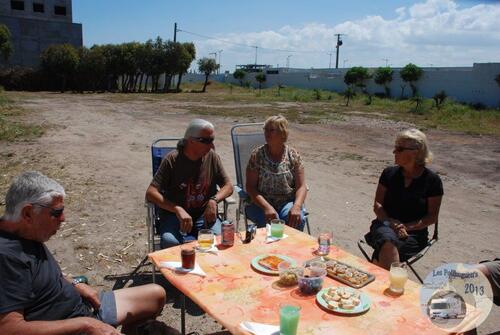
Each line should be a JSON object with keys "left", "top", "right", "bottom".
{"left": 247, "top": 144, "right": 304, "bottom": 209}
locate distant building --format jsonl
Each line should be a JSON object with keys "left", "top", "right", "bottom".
{"left": 0, "top": 0, "right": 82, "bottom": 67}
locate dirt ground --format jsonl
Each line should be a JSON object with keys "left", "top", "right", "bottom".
{"left": 1, "top": 92, "right": 499, "bottom": 334}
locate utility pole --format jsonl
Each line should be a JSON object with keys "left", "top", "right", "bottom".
{"left": 173, "top": 22, "right": 177, "bottom": 42}
{"left": 253, "top": 46, "right": 258, "bottom": 65}
{"left": 209, "top": 52, "right": 217, "bottom": 61}
{"left": 218, "top": 50, "right": 223, "bottom": 74}
{"left": 327, "top": 52, "right": 333, "bottom": 69}
{"left": 286, "top": 55, "right": 292, "bottom": 69}
{"left": 334, "top": 34, "right": 345, "bottom": 69}
{"left": 382, "top": 58, "right": 389, "bottom": 67}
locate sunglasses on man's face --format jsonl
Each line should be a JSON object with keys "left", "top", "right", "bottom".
{"left": 192, "top": 137, "right": 215, "bottom": 145}
{"left": 394, "top": 145, "right": 417, "bottom": 153}
{"left": 33, "top": 203, "right": 65, "bottom": 218}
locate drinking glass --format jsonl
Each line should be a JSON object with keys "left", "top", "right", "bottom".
{"left": 316, "top": 232, "right": 332, "bottom": 255}
{"left": 197, "top": 229, "right": 214, "bottom": 250}
{"left": 270, "top": 219, "right": 285, "bottom": 238}
{"left": 279, "top": 303, "right": 301, "bottom": 335}
{"left": 389, "top": 262, "right": 408, "bottom": 294}
{"left": 180, "top": 246, "right": 195, "bottom": 270}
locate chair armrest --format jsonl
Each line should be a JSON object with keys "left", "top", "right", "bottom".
{"left": 406, "top": 238, "right": 437, "bottom": 264}
{"left": 225, "top": 196, "right": 236, "bottom": 205}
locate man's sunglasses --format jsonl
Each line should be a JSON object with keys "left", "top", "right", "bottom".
{"left": 192, "top": 137, "right": 215, "bottom": 145}
{"left": 33, "top": 203, "right": 65, "bottom": 218}
{"left": 394, "top": 146, "right": 417, "bottom": 152}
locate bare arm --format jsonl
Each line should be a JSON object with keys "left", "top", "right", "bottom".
{"left": 203, "top": 177, "right": 234, "bottom": 224}
{"left": 145, "top": 184, "right": 192, "bottom": 233}
{"left": 0, "top": 310, "right": 121, "bottom": 335}
{"left": 288, "top": 166, "right": 307, "bottom": 228}
{"left": 373, "top": 183, "right": 389, "bottom": 222}
{"left": 246, "top": 168, "right": 278, "bottom": 221}
{"left": 405, "top": 196, "right": 442, "bottom": 232}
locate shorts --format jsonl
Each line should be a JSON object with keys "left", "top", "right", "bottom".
{"left": 93, "top": 291, "right": 118, "bottom": 327}
{"left": 367, "top": 219, "right": 428, "bottom": 262}
{"left": 480, "top": 258, "right": 500, "bottom": 305}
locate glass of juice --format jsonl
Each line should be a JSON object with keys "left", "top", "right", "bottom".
{"left": 270, "top": 219, "right": 285, "bottom": 238}
{"left": 181, "top": 247, "right": 195, "bottom": 270}
{"left": 389, "top": 262, "right": 408, "bottom": 294}
{"left": 316, "top": 232, "right": 332, "bottom": 255}
{"left": 279, "top": 303, "right": 301, "bottom": 335}
{"left": 197, "top": 229, "right": 214, "bottom": 250}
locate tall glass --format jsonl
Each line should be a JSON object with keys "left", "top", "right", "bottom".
{"left": 389, "top": 262, "right": 408, "bottom": 294}
{"left": 197, "top": 229, "right": 214, "bottom": 250}
{"left": 270, "top": 219, "right": 285, "bottom": 238}
{"left": 279, "top": 303, "right": 301, "bottom": 335}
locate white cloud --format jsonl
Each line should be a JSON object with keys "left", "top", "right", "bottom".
{"left": 191, "top": 0, "right": 500, "bottom": 71}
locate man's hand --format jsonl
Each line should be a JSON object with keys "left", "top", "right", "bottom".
{"left": 203, "top": 198, "right": 218, "bottom": 226}
{"left": 73, "top": 283, "right": 100, "bottom": 310}
{"left": 83, "top": 317, "right": 123, "bottom": 335}
{"left": 175, "top": 206, "right": 193, "bottom": 233}
{"left": 288, "top": 204, "right": 302, "bottom": 228}
{"left": 264, "top": 206, "right": 279, "bottom": 223}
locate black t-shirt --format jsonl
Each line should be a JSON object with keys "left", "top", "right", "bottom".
{"left": 379, "top": 166, "right": 444, "bottom": 235}
{"left": 0, "top": 230, "right": 92, "bottom": 320}
{"left": 151, "top": 149, "right": 229, "bottom": 219}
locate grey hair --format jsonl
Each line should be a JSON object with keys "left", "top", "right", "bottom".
{"left": 396, "top": 128, "right": 433, "bottom": 165}
{"left": 3, "top": 171, "right": 65, "bottom": 221}
{"left": 183, "top": 119, "right": 214, "bottom": 139}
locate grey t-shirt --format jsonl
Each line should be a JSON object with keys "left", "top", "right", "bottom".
{"left": 0, "top": 230, "right": 92, "bottom": 320}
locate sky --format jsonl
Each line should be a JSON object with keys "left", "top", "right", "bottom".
{"left": 72, "top": 0, "right": 500, "bottom": 72}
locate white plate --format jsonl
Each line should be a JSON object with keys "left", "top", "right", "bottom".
{"left": 316, "top": 286, "right": 371, "bottom": 314}
{"left": 251, "top": 254, "right": 296, "bottom": 275}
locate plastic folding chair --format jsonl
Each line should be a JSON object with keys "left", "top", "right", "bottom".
{"left": 230, "top": 123, "right": 311, "bottom": 234}
{"left": 357, "top": 221, "right": 439, "bottom": 283}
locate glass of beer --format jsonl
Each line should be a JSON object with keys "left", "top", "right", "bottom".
{"left": 389, "top": 262, "right": 408, "bottom": 294}
{"left": 197, "top": 229, "right": 214, "bottom": 250}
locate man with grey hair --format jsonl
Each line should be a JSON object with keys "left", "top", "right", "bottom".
{"left": 0, "top": 171, "right": 167, "bottom": 335}
{"left": 146, "top": 119, "right": 233, "bottom": 248}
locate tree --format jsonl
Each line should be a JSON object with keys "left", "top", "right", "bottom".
{"left": 40, "top": 44, "right": 79, "bottom": 92}
{"left": 495, "top": 74, "right": 500, "bottom": 87}
{"left": 400, "top": 63, "right": 423, "bottom": 97}
{"left": 0, "top": 24, "right": 13, "bottom": 61}
{"left": 343, "top": 87, "right": 356, "bottom": 106}
{"left": 233, "top": 69, "right": 246, "bottom": 86}
{"left": 432, "top": 90, "right": 447, "bottom": 109}
{"left": 175, "top": 42, "right": 196, "bottom": 91}
{"left": 374, "top": 66, "right": 393, "bottom": 97}
{"left": 197, "top": 57, "right": 219, "bottom": 92}
{"left": 75, "top": 46, "right": 106, "bottom": 92}
{"left": 255, "top": 72, "right": 266, "bottom": 91}
{"left": 344, "top": 66, "right": 371, "bottom": 92}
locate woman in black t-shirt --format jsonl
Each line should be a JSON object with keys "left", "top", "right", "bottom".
{"left": 368, "top": 128, "right": 443, "bottom": 270}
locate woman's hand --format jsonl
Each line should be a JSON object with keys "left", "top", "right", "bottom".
{"left": 288, "top": 204, "right": 302, "bottom": 228}
{"left": 264, "top": 206, "right": 279, "bottom": 223}
{"left": 390, "top": 221, "right": 409, "bottom": 239}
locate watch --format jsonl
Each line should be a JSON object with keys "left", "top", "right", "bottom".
{"left": 209, "top": 195, "right": 218, "bottom": 203}
{"left": 382, "top": 220, "right": 391, "bottom": 227}
{"left": 71, "top": 276, "right": 88, "bottom": 286}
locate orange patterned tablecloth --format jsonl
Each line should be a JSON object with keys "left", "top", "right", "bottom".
{"left": 149, "top": 227, "right": 448, "bottom": 335}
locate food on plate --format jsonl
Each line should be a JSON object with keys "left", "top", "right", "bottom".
{"left": 278, "top": 269, "right": 299, "bottom": 286}
{"left": 325, "top": 261, "right": 370, "bottom": 286}
{"left": 258, "top": 255, "right": 285, "bottom": 271}
{"left": 322, "top": 287, "right": 361, "bottom": 310}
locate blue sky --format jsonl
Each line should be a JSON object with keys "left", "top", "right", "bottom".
{"left": 73, "top": 0, "right": 500, "bottom": 72}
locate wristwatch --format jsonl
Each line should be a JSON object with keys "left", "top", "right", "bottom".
{"left": 382, "top": 220, "right": 391, "bottom": 227}
{"left": 209, "top": 195, "right": 218, "bottom": 203}
{"left": 71, "top": 276, "right": 88, "bottom": 286}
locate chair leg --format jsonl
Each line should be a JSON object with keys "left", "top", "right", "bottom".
{"left": 181, "top": 293, "right": 186, "bottom": 335}
{"left": 357, "top": 241, "right": 372, "bottom": 262}
{"left": 305, "top": 216, "right": 311, "bottom": 235}
{"left": 407, "top": 262, "right": 424, "bottom": 283}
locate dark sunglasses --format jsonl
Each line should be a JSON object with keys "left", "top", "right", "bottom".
{"left": 394, "top": 146, "right": 417, "bottom": 152}
{"left": 192, "top": 137, "right": 215, "bottom": 145}
{"left": 33, "top": 203, "right": 65, "bottom": 218}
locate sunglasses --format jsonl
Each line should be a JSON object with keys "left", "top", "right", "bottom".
{"left": 192, "top": 137, "right": 215, "bottom": 145}
{"left": 263, "top": 127, "right": 279, "bottom": 133}
{"left": 33, "top": 203, "right": 65, "bottom": 218}
{"left": 394, "top": 146, "right": 417, "bottom": 152}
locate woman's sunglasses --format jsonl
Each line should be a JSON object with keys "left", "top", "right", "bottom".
{"left": 33, "top": 203, "right": 65, "bottom": 218}
{"left": 394, "top": 146, "right": 417, "bottom": 152}
{"left": 192, "top": 137, "right": 215, "bottom": 145}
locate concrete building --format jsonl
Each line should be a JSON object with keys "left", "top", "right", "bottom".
{"left": 0, "top": 0, "right": 82, "bottom": 67}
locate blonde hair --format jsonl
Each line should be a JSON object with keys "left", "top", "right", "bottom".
{"left": 396, "top": 128, "right": 433, "bottom": 165}
{"left": 264, "top": 114, "right": 289, "bottom": 142}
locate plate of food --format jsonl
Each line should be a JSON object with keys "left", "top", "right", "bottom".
{"left": 316, "top": 286, "right": 371, "bottom": 314}
{"left": 305, "top": 257, "right": 375, "bottom": 288}
{"left": 251, "top": 254, "right": 296, "bottom": 275}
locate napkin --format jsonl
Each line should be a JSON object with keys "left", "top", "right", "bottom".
{"left": 194, "top": 243, "right": 218, "bottom": 254}
{"left": 159, "top": 261, "right": 206, "bottom": 277}
{"left": 265, "top": 224, "right": 288, "bottom": 243}
{"left": 240, "top": 321, "right": 279, "bottom": 335}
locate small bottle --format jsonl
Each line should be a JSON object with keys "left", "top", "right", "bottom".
{"left": 221, "top": 220, "right": 235, "bottom": 246}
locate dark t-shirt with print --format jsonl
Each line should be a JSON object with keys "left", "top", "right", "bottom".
{"left": 0, "top": 229, "right": 92, "bottom": 320}
{"left": 379, "top": 165, "right": 444, "bottom": 236}
{"left": 151, "top": 149, "right": 229, "bottom": 219}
